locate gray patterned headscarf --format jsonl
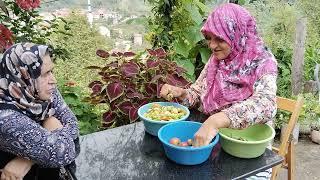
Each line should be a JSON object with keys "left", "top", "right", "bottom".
{"left": 0, "top": 43, "right": 55, "bottom": 122}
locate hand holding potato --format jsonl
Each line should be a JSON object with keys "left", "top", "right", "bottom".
{"left": 160, "top": 84, "right": 186, "bottom": 101}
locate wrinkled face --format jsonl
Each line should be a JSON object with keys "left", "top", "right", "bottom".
{"left": 36, "top": 54, "right": 57, "bottom": 100}
{"left": 205, "top": 33, "right": 232, "bottom": 60}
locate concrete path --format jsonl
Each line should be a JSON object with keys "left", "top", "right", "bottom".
{"left": 276, "top": 136, "right": 320, "bottom": 179}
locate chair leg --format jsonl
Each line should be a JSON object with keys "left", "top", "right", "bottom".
{"left": 288, "top": 141, "right": 295, "bottom": 180}
{"left": 271, "top": 165, "right": 281, "bottom": 180}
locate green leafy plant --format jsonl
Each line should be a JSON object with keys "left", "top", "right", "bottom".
{"left": 86, "top": 48, "right": 191, "bottom": 128}
{"left": 275, "top": 109, "right": 291, "bottom": 130}
{"left": 57, "top": 79, "right": 101, "bottom": 135}
{"left": 275, "top": 93, "right": 320, "bottom": 130}
{"left": 50, "top": 12, "right": 112, "bottom": 91}
{"left": 304, "top": 43, "right": 320, "bottom": 81}
{"left": 245, "top": 0, "right": 298, "bottom": 98}
{"left": 146, "top": 0, "right": 211, "bottom": 80}
{"left": 299, "top": 93, "right": 320, "bottom": 130}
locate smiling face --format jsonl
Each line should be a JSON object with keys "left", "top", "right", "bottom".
{"left": 204, "top": 33, "right": 232, "bottom": 60}
{"left": 36, "top": 53, "right": 57, "bottom": 100}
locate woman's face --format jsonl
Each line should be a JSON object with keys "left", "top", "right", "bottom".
{"left": 205, "top": 33, "right": 231, "bottom": 60}
{"left": 36, "top": 54, "right": 57, "bottom": 100}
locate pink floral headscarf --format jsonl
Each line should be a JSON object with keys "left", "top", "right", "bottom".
{"left": 201, "top": 3, "right": 277, "bottom": 114}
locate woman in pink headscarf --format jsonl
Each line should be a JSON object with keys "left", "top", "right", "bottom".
{"left": 160, "top": 3, "right": 277, "bottom": 147}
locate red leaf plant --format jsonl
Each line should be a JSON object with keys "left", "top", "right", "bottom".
{"left": 87, "top": 48, "right": 191, "bottom": 128}
{"left": 0, "top": 24, "right": 14, "bottom": 52}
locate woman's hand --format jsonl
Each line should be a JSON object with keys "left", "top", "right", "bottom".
{"left": 160, "top": 84, "right": 186, "bottom": 101}
{"left": 0, "top": 157, "right": 33, "bottom": 180}
{"left": 43, "top": 116, "right": 63, "bottom": 131}
{"left": 193, "top": 112, "right": 231, "bottom": 147}
{"left": 193, "top": 122, "right": 218, "bottom": 147}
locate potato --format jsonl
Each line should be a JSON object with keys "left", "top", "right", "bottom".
{"left": 169, "top": 137, "right": 181, "bottom": 146}
{"left": 180, "top": 142, "right": 189, "bottom": 147}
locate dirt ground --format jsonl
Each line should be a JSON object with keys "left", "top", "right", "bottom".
{"left": 276, "top": 135, "right": 320, "bottom": 180}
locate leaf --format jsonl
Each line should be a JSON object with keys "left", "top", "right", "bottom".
{"left": 156, "top": 79, "right": 165, "bottom": 97}
{"left": 110, "top": 101, "right": 117, "bottom": 111}
{"left": 102, "top": 111, "right": 116, "bottom": 124}
{"left": 88, "top": 81, "right": 102, "bottom": 88}
{"left": 129, "top": 107, "right": 139, "bottom": 123}
{"left": 126, "top": 92, "right": 144, "bottom": 99}
{"left": 282, "top": 68, "right": 290, "bottom": 76}
{"left": 138, "top": 99, "right": 148, "bottom": 107}
{"left": 86, "top": 66, "right": 101, "bottom": 70}
{"left": 106, "top": 82, "right": 124, "bottom": 102}
{"left": 147, "top": 48, "right": 166, "bottom": 58}
{"left": 123, "top": 51, "right": 136, "bottom": 57}
{"left": 117, "top": 101, "right": 134, "bottom": 115}
{"left": 96, "top": 49, "right": 109, "bottom": 58}
{"left": 184, "top": 4, "right": 203, "bottom": 25}
{"left": 147, "top": 49, "right": 157, "bottom": 56}
{"left": 120, "top": 62, "right": 140, "bottom": 78}
{"left": 146, "top": 59, "right": 160, "bottom": 68}
{"left": 175, "top": 65, "right": 187, "bottom": 75}
{"left": 176, "top": 59, "right": 195, "bottom": 76}
{"left": 199, "top": 48, "right": 211, "bottom": 64}
{"left": 102, "top": 62, "right": 119, "bottom": 70}
{"left": 150, "top": 74, "right": 164, "bottom": 82}
{"left": 145, "top": 83, "right": 157, "bottom": 96}
{"left": 173, "top": 39, "right": 191, "bottom": 58}
{"left": 57, "top": 17, "right": 68, "bottom": 24}
{"left": 155, "top": 48, "right": 166, "bottom": 58}
{"left": 111, "top": 52, "right": 123, "bottom": 57}
{"left": 184, "top": 25, "right": 203, "bottom": 46}
{"left": 194, "top": 0, "right": 210, "bottom": 13}
{"left": 238, "top": 0, "right": 246, "bottom": 5}
{"left": 91, "top": 84, "right": 102, "bottom": 95}
{"left": 166, "top": 74, "right": 191, "bottom": 88}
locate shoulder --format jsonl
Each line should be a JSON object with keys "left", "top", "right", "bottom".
{"left": 0, "top": 109, "right": 27, "bottom": 119}
{"left": 50, "top": 88, "right": 65, "bottom": 107}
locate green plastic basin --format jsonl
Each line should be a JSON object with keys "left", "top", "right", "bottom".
{"left": 219, "top": 124, "right": 275, "bottom": 158}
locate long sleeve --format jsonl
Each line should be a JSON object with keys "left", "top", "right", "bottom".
{"left": 0, "top": 110, "right": 77, "bottom": 167}
{"left": 222, "top": 74, "right": 277, "bottom": 129}
{"left": 181, "top": 63, "right": 209, "bottom": 108}
{"left": 51, "top": 88, "right": 79, "bottom": 140}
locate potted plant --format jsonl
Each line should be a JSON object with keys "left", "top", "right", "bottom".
{"left": 299, "top": 93, "right": 320, "bottom": 144}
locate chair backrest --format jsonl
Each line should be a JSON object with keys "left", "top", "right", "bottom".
{"left": 276, "top": 96, "right": 304, "bottom": 156}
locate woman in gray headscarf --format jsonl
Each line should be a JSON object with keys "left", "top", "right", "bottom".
{"left": 0, "top": 43, "right": 79, "bottom": 180}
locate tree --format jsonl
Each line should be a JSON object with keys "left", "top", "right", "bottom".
{"left": 0, "top": 0, "right": 70, "bottom": 57}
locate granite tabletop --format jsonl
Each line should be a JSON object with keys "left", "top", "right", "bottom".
{"left": 75, "top": 121, "right": 283, "bottom": 180}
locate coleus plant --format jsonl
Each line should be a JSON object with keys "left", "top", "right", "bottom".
{"left": 87, "top": 48, "right": 192, "bottom": 128}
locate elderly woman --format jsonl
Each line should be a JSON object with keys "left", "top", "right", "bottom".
{"left": 0, "top": 43, "right": 79, "bottom": 180}
{"left": 160, "top": 3, "right": 277, "bottom": 179}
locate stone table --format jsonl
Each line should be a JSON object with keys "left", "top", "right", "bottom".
{"left": 76, "top": 122, "right": 283, "bottom": 180}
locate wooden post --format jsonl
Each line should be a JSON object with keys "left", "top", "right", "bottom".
{"left": 291, "top": 18, "right": 307, "bottom": 96}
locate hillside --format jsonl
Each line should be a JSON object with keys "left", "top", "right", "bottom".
{"left": 40, "top": 0, "right": 149, "bottom": 15}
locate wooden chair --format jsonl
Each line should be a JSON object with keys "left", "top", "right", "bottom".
{"left": 271, "top": 96, "right": 304, "bottom": 180}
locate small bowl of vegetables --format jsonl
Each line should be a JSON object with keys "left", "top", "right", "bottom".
{"left": 138, "top": 102, "right": 190, "bottom": 136}
{"left": 158, "top": 121, "right": 219, "bottom": 165}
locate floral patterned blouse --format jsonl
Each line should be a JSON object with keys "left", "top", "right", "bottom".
{"left": 0, "top": 89, "right": 79, "bottom": 168}
{"left": 182, "top": 63, "right": 277, "bottom": 129}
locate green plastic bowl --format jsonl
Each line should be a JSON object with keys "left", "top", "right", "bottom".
{"left": 219, "top": 124, "right": 275, "bottom": 158}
